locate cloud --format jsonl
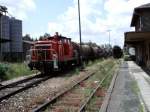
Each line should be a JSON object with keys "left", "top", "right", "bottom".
{"left": 47, "top": 0, "right": 150, "bottom": 46}
{"left": 48, "top": 0, "right": 104, "bottom": 43}
{"left": 0, "top": 0, "right": 36, "bottom": 20}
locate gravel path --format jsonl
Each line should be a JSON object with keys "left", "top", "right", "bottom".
{"left": 0, "top": 63, "right": 99, "bottom": 112}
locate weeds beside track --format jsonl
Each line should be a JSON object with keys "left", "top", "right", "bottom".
{"left": 32, "top": 59, "right": 118, "bottom": 112}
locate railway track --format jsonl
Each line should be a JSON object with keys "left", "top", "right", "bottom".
{"left": 78, "top": 74, "right": 111, "bottom": 112}
{"left": 32, "top": 69, "right": 112, "bottom": 112}
{"left": 0, "top": 74, "right": 51, "bottom": 102}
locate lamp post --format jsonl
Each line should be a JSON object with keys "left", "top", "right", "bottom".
{"left": 107, "top": 30, "right": 111, "bottom": 45}
{"left": 77, "top": 0, "right": 83, "bottom": 68}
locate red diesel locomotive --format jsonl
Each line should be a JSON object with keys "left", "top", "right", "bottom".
{"left": 27, "top": 32, "right": 80, "bottom": 73}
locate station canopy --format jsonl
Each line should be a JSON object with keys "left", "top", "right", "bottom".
{"left": 125, "top": 31, "right": 150, "bottom": 44}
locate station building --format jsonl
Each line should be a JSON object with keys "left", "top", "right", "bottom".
{"left": 125, "top": 3, "right": 150, "bottom": 68}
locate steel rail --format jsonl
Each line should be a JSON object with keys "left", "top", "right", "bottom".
{"left": 0, "top": 73, "right": 40, "bottom": 91}
{"left": 0, "top": 75, "right": 50, "bottom": 102}
{"left": 32, "top": 71, "right": 97, "bottom": 112}
{"left": 78, "top": 71, "right": 112, "bottom": 112}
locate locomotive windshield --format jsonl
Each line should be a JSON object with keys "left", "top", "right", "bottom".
{"left": 35, "top": 45, "right": 50, "bottom": 49}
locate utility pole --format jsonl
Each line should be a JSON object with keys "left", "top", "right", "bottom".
{"left": 107, "top": 30, "right": 111, "bottom": 46}
{"left": 78, "top": 0, "right": 83, "bottom": 68}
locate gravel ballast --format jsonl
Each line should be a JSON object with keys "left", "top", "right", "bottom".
{"left": 0, "top": 61, "right": 101, "bottom": 112}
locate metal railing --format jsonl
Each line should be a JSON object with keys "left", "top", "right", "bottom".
{"left": 30, "top": 49, "right": 57, "bottom": 61}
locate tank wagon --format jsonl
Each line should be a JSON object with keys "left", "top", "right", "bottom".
{"left": 27, "top": 33, "right": 105, "bottom": 73}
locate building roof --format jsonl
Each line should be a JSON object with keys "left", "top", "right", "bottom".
{"left": 131, "top": 3, "right": 150, "bottom": 26}
{"left": 136, "top": 3, "right": 150, "bottom": 9}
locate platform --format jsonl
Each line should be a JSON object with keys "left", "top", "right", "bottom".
{"left": 102, "top": 61, "right": 150, "bottom": 112}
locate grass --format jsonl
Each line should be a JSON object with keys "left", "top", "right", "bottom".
{"left": 84, "top": 59, "right": 120, "bottom": 111}
{"left": 83, "top": 88, "right": 93, "bottom": 96}
{"left": 0, "top": 63, "right": 37, "bottom": 80}
{"left": 74, "top": 68, "right": 80, "bottom": 75}
{"left": 101, "top": 64, "right": 118, "bottom": 88}
{"left": 89, "top": 59, "right": 118, "bottom": 91}
{"left": 44, "top": 58, "right": 120, "bottom": 112}
{"left": 131, "top": 80, "right": 140, "bottom": 96}
{"left": 65, "top": 67, "right": 80, "bottom": 79}
{"left": 130, "top": 80, "right": 145, "bottom": 111}
{"left": 139, "top": 103, "right": 144, "bottom": 112}
{"left": 86, "top": 59, "right": 104, "bottom": 67}
{"left": 83, "top": 60, "right": 118, "bottom": 111}
{"left": 65, "top": 59, "right": 104, "bottom": 78}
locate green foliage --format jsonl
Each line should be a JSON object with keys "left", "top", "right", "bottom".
{"left": 39, "top": 33, "right": 51, "bottom": 40}
{"left": 124, "top": 55, "right": 131, "bottom": 61}
{"left": 74, "top": 68, "right": 80, "bottom": 75}
{"left": 0, "top": 63, "right": 9, "bottom": 80}
{"left": 139, "top": 104, "right": 144, "bottom": 112}
{"left": 66, "top": 67, "right": 80, "bottom": 78}
{"left": 87, "top": 61, "right": 93, "bottom": 66}
{"left": 112, "top": 45, "right": 123, "bottom": 59}
{"left": 86, "top": 59, "right": 103, "bottom": 67}
{"left": 23, "top": 34, "right": 34, "bottom": 41}
{"left": 5, "top": 63, "right": 32, "bottom": 80}
{"left": 131, "top": 80, "right": 140, "bottom": 96}
{"left": 0, "top": 63, "right": 36, "bottom": 81}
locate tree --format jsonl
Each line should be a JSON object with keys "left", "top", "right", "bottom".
{"left": 44, "top": 33, "right": 50, "bottom": 38}
{"left": 39, "top": 33, "right": 51, "bottom": 40}
{"left": 23, "top": 34, "right": 33, "bottom": 41}
{"left": 112, "top": 45, "right": 123, "bottom": 59}
{"left": 34, "top": 38, "right": 38, "bottom": 41}
{"left": 39, "top": 36, "right": 44, "bottom": 40}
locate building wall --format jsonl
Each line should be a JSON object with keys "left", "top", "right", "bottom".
{"left": 141, "top": 11, "right": 150, "bottom": 31}
{"left": 10, "top": 18, "right": 23, "bottom": 53}
{"left": 133, "top": 10, "right": 150, "bottom": 67}
{"left": 134, "top": 11, "right": 150, "bottom": 32}
{"left": 1, "top": 43, "right": 10, "bottom": 52}
{"left": 135, "top": 17, "right": 141, "bottom": 31}
{"left": 135, "top": 44, "right": 142, "bottom": 64}
{"left": 0, "top": 15, "right": 23, "bottom": 61}
{"left": 136, "top": 11, "right": 150, "bottom": 32}
{"left": 0, "top": 16, "right": 10, "bottom": 53}
{"left": 133, "top": 40, "right": 150, "bottom": 68}
{"left": 145, "top": 41, "right": 150, "bottom": 68}
{"left": 0, "top": 16, "right": 10, "bottom": 40}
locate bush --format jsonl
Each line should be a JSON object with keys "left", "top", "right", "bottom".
{"left": 5, "top": 63, "right": 34, "bottom": 80}
{"left": 112, "top": 46, "right": 123, "bottom": 59}
{"left": 0, "top": 63, "right": 36, "bottom": 81}
{"left": 0, "top": 64, "right": 9, "bottom": 80}
{"left": 124, "top": 55, "right": 131, "bottom": 61}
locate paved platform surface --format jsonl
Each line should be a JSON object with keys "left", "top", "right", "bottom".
{"left": 128, "top": 61, "right": 150, "bottom": 112}
{"left": 106, "top": 61, "right": 150, "bottom": 112}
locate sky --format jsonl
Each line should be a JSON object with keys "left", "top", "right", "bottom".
{"left": 0, "top": 0, "right": 150, "bottom": 47}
